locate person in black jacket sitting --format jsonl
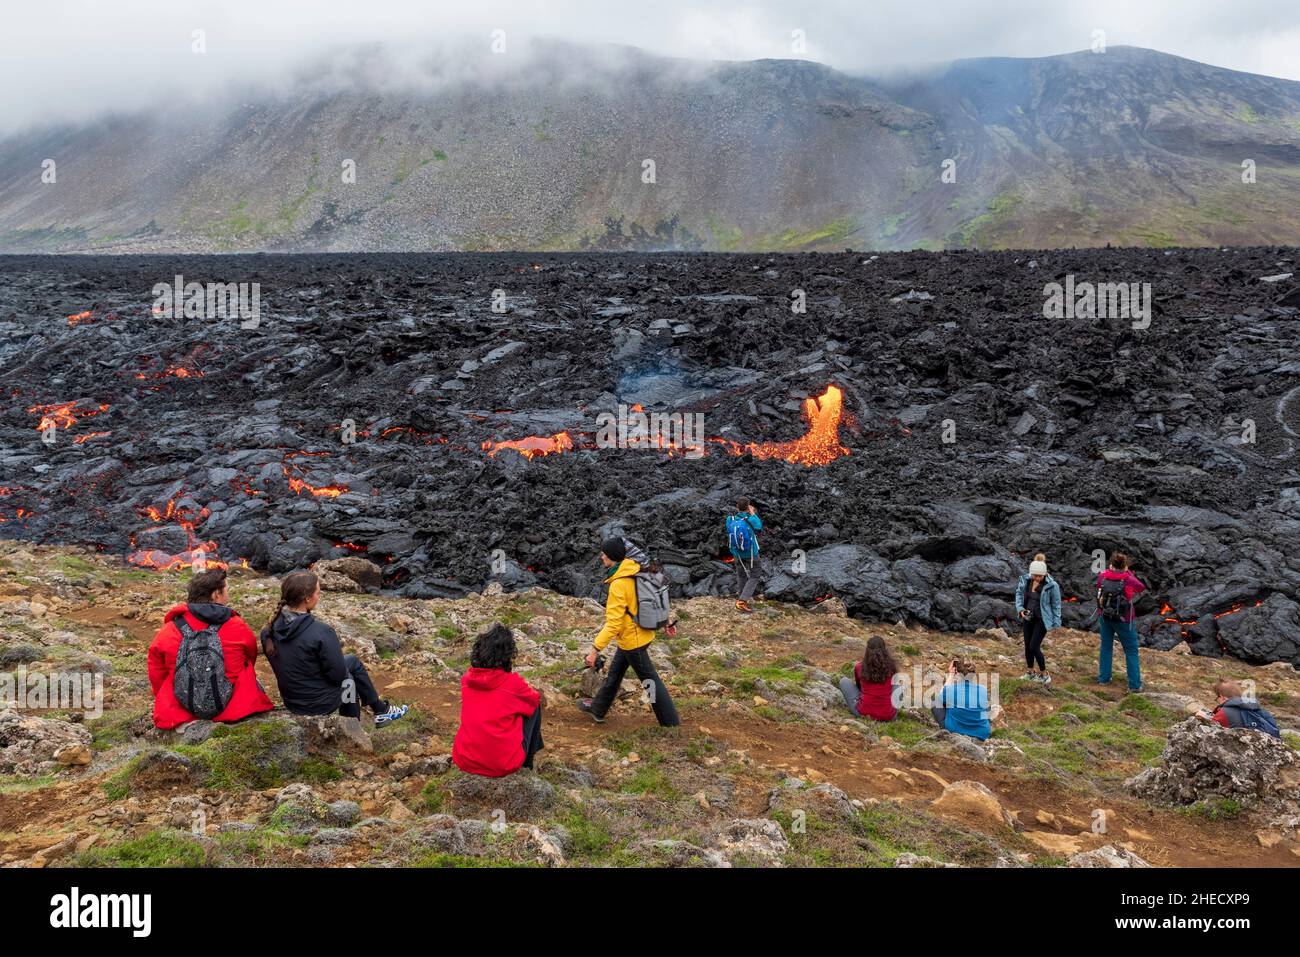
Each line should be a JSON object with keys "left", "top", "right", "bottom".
{"left": 259, "top": 570, "right": 408, "bottom": 726}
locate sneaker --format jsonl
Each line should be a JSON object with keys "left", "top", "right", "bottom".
{"left": 1020, "top": 672, "right": 1037, "bottom": 681}
{"left": 375, "top": 703, "right": 409, "bottom": 727}
{"left": 576, "top": 699, "right": 605, "bottom": 723}
{"left": 1038, "top": 673, "right": 1052, "bottom": 686}
{"left": 736, "top": 600, "right": 754, "bottom": 614}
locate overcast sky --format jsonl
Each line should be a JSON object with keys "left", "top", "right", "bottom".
{"left": 3, "top": 0, "right": 1299, "bottom": 131}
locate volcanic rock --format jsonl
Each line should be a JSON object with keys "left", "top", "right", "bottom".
{"left": 1125, "top": 717, "right": 1300, "bottom": 812}
{"left": 0, "top": 710, "right": 93, "bottom": 776}
{"left": 445, "top": 769, "right": 556, "bottom": 819}
{"left": 314, "top": 557, "right": 383, "bottom": 592}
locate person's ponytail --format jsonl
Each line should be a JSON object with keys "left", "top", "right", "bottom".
{"left": 261, "top": 599, "right": 286, "bottom": 658}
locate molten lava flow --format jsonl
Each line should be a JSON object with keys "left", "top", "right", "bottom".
{"left": 728, "top": 385, "right": 850, "bottom": 466}
{"left": 1214, "top": 600, "right": 1263, "bottom": 619}
{"left": 128, "top": 494, "right": 227, "bottom": 571}
{"left": 66, "top": 310, "right": 94, "bottom": 328}
{"left": 128, "top": 543, "right": 225, "bottom": 572}
{"left": 28, "top": 401, "right": 110, "bottom": 433}
{"left": 74, "top": 431, "right": 110, "bottom": 444}
{"left": 482, "top": 431, "right": 575, "bottom": 461}
{"left": 282, "top": 463, "right": 348, "bottom": 498}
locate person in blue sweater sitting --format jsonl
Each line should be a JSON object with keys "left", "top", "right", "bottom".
{"left": 726, "top": 497, "right": 763, "bottom": 613}
{"left": 930, "top": 657, "right": 991, "bottom": 740}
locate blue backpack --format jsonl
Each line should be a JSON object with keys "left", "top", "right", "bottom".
{"left": 726, "top": 514, "right": 757, "bottom": 557}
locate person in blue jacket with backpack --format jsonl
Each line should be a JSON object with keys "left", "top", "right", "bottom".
{"left": 726, "top": 497, "right": 763, "bottom": 613}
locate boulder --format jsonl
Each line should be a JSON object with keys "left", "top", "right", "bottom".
{"left": 314, "top": 556, "right": 383, "bottom": 592}
{"left": 0, "top": 710, "right": 93, "bottom": 776}
{"left": 630, "top": 838, "right": 730, "bottom": 868}
{"left": 930, "top": 779, "right": 1015, "bottom": 829}
{"left": 710, "top": 818, "right": 790, "bottom": 866}
{"left": 1068, "top": 844, "right": 1152, "bottom": 868}
{"left": 1125, "top": 717, "right": 1300, "bottom": 812}
{"left": 766, "top": 777, "right": 858, "bottom": 823}
{"left": 446, "top": 769, "right": 556, "bottom": 819}
{"left": 293, "top": 713, "right": 373, "bottom": 754}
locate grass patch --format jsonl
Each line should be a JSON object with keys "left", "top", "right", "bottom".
{"left": 74, "top": 830, "right": 207, "bottom": 868}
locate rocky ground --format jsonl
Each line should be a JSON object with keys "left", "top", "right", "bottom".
{"left": 1, "top": 541, "right": 1298, "bottom": 868}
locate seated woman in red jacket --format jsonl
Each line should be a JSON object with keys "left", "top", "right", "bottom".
{"left": 147, "top": 568, "right": 274, "bottom": 729}
{"left": 452, "top": 624, "right": 544, "bottom": 777}
{"left": 837, "top": 634, "right": 899, "bottom": 721}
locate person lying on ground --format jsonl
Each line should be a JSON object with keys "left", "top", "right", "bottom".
{"left": 1196, "top": 679, "right": 1281, "bottom": 738}
{"left": 148, "top": 567, "right": 274, "bottom": 730}
{"left": 576, "top": 537, "right": 680, "bottom": 726}
{"left": 260, "top": 570, "right": 408, "bottom": 726}
{"left": 838, "top": 634, "right": 898, "bottom": 721}
{"left": 930, "top": 657, "right": 991, "bottom": 741}
{"left": 453, "top": 623, "right": 545, "bottom": 776}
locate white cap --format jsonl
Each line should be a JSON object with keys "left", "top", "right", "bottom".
{"left": 1029, "top": 560, "right": 1048, "bottom": 576}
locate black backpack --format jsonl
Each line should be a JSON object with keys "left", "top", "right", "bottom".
{"left": 1097, "top": 577, "right": 1131, "bottom": 622}
{"left": 173, "top": 616, "right": 234, "bottom": 720}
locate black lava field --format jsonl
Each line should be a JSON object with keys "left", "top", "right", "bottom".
{"left": 2, "top": 249, "right": 1299, "bottom": 666}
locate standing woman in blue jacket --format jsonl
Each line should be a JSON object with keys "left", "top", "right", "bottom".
{"left": 1014, "top": 553, "right": 1061, "bottom": 685}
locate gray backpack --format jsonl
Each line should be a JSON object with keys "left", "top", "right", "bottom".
{"left": 628, "top": 570, "right": 672, "bottom": 630}
{"left": 173, "top": 617, "right": 234, "bottom": 719}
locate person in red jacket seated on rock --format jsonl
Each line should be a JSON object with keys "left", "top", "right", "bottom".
{"left": 837, "top": 634, "right": 899, "bottom": 721}
{"left": 452, "top": 623, "right": 545, "bottom": 777}
{"left": 147, "top": 567, "right": 274, "bottom": 730}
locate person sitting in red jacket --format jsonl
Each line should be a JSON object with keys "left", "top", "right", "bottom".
{"left": 837, "top": 634, "right": 899, "bottom": 721}
{"left": 147, "top": 568, "right": 274, "bottom": 729}
{"left": 452, "top": 623, "right": 544, "bottom": 777}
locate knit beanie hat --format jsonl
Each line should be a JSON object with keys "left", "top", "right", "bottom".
{"left": 1029, "top": 559, "right": 1048, "bottom": 576}
{"left": 601, "top": 537, "right": 627, "bottom": 562}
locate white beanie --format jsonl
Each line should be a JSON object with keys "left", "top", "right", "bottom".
{"left": 1028, "top": 560, "right": 1048, "bottom": 576}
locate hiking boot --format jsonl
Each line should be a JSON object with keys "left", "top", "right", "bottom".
{"left": 375, "top": 703, "right": 409, "bottom": 727}
{"left": 576, "top": 699, "right": 605, "bottom": 723}
{"left": 736, "top": 600, "right": 754, "bottom": 614}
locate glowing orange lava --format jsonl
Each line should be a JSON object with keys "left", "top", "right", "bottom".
{"left": 482, "top": 431, "right": 575, "bottom": 461}
{"left": 726, "top": 385, "right": 849, "bottom": 466}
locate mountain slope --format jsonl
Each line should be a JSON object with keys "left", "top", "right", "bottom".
{"left": 0, "top": 44, "right": 1298, "bottom": 252}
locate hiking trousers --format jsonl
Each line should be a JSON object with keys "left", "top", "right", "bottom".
{"left": 522, "top": 701, "right": 545, "bottom": 769}
{"left": 734, "top": 554, "right": 761, "bottom": 602}
{"left": 338, "top": 654, "right": 386, "bottom": 718}
{"left": 590, "top": 644, "right": 680, "bottom": 726}
{"left": 1022, "top": 616, "right": 1047, "bottom": 671}
{"left": 1098, "top": 617, "right": 1142, "bottom": 691}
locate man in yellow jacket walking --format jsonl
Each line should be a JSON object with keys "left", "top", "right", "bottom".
{"left": 577, "top": 538, "right": 680, "bottom": 726}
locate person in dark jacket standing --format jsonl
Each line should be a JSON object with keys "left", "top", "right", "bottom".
{"left": 1197, "top": 679, "right": 1282, "bottom": 737}
{"left": 1014, "top": 553, "right": 1061, "bottom": 685}
{"left": 260, "top": 570, "right": 409, "bottom": 726}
